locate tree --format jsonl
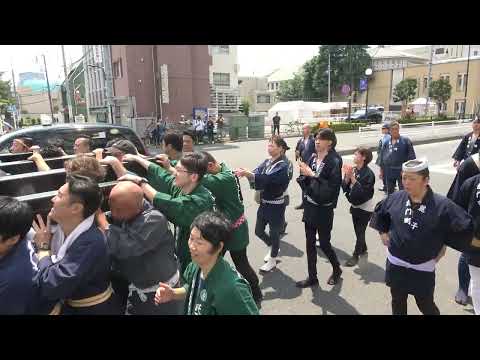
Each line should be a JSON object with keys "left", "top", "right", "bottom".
{"left": 0, "top": 72, "right": 15, "bottom": 119}
{"left": 393, "top": 78, "right": 417, "bottom": 115}
{"left": 429, "top": 79, "right": 452, "bottom": 117}
{"left": 240, "top": 99, "right": 250, "bottom": 117}
{"left": 302, "top": 45, "right": 371, "bottom": 101}
{"left": 277, "top": 71, "right": 304, "bottom": 101}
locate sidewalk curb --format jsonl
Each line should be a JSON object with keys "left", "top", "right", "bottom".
{"left": 336, "top": 134, "right": 463, "bottom": 156}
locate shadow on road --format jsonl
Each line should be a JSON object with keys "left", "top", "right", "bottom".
{"left": 279, "top": 239, "right": 304, "bottom": 259}
{"left": 352, "top": 261, "right": 386, "bottom": 285}
{"left": 195, "top": 143, "right": 240, "bottom": 151}
{"left": 259, "top": 268, "right": 303, "bottom": 301}
{"left": 310, "top": 279, "right": 361, "bottom": 315}
{"left": 317, "top": 246, "right": 351, "bottom": 263}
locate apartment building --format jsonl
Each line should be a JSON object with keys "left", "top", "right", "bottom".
{"left": 209, "top": 45, "right": 240, "bottom": 112}
{"left": 238, "top": 76, "right": 273, "bottom": 113}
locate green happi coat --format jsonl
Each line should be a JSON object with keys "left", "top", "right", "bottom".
{"left": 201, "top": 163, "right": 248, "bottom": 252}
{"left": 147, "top": 163, "right": 214, "bottom": 274}
{"left": 183, "top": 257, "right": 259, "bottom": 315}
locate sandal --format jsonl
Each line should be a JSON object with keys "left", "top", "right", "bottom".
{"left": 327, "top": 268, "right": 342, "bottom": 285}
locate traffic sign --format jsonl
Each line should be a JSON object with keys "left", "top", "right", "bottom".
{"left": 341, "top": 84, "right": 351, "bottom": 96}
{"left": 359, "top": 78, "right": 368, "bottom": 91}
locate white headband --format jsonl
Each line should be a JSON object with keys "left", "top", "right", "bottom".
{"left": 402, "top": 158, "right": 428, "bottom": 173}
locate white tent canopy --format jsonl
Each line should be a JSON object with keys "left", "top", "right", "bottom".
{"left": 409, "top": 97, "right": 437, "bottom": 114}
{"left": 267, "top": 101, "right": 349, "bottom": 125}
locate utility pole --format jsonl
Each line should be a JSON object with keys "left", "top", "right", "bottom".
{"left": 11, "top": 68, "right": 19, "bottom": 129}
{"left": 347, "top": 45, "right": 353, "bottom": 120}
{"left": 42, "top": 54, "right": 55, "bottom": 122}
{"left": 463, "top": 45, "right": 471, "bottom": 120}
{"left": 61, "top": 45, "right": 74, "bottom": 123}
{"left": 425, "top": 45, "right": 434, "bottom": 116}
{"left": 102, "top": 45, "right": 115, "bottom": 124}
{"left": 328, "top": 51, "right": 331, "bottom": 103}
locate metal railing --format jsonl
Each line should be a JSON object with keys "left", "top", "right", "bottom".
{"left": 358, "top": 118, "right": 473, "bottom": 138}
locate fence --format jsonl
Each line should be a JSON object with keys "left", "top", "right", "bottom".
{"left": 358, "top": 118, "right": 473, "bottom": 138}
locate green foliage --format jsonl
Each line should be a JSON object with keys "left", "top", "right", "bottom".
{"left": 277, "top": 72, "right": 305, "bottom": 100}
{"left": 303, "top": 45, "right": 371, "bottom": 100}
{"left": 240, "top": 99, "right": 250, "bottom": 117}
{"left": 392, "top": 78, "right": 417, "bottom": 108}
{"left": 429, "top": 79, "right": 452, "bottom": 116}
{"left": 311, "top": 121, "right": 363, "bottom": 134}
{"left": 0, "top": 73, "right": 15, "bottom": 117}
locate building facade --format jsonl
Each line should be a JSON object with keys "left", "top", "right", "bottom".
{"left": 110, "top": 45, "right": 211, "bottom": 132}
{"left": 209, "top": 45, "right": 240, "bottom": 113}
{"left": 83, "top": 45, "right": 109, "bottom": 123}
{"left": 402, "top": 45, "right": 480, "bottom": 63}
{"left": 238, "top": 76, "right": 273, "bottom": 113}
{"left": 357, "top": 56, "right": 480, "bottom": 116}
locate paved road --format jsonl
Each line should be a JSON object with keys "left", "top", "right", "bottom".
{"left": 197, "top": 139, "right": 474, "bottom": 315}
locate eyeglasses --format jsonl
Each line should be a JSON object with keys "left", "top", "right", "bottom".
{"left": 175, "top": 166, "right": 193, "bottom": 174}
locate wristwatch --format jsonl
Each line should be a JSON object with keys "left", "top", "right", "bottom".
{"left": 36, "top": 242, "right": 51, "bottom": 251}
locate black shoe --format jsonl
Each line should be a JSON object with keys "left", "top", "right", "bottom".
{"left": 280, "top": 222, "right": 287, "bottom": 235}
{"left": 345, "top": 255, "right": 359, "bottom": 267}
{"left": 296, "top": 277, "right": 319, "bottom": 288}
{"left": 295, "top": 204, "right": 304, "bottom": 210}
{"left": 327, "top": 268, "right": 342, "bottom": 285}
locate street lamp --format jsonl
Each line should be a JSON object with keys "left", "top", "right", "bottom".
{"left": 364, "top": 68, "right": 373, "bottom": 120}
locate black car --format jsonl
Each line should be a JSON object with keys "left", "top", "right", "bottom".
{"left": 0, "top": 123, "right": 148, "bottom": 155}
{"left": 346, "top": 109, "right": 383, "bottom": 123}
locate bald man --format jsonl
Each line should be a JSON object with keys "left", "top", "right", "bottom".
{"left": 102, "top": 182, "right": 182, "bottom": 315}
{"left": 74, "top": 137, "right": 91, "bottom": 155}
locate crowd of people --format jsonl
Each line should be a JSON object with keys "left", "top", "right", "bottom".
{"left": 2, "top": 116, "right": 480, "bottom": 315}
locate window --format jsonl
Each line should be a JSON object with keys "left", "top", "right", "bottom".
{"left": 475, "top": 51, "right": 478, "bottom": 56}
{"left": 211, "top": 45, "right": 230, "bottom": 55}
{"left": 457, "top": 73, "right": 467, "bottom": 92}
{"left": 213, "top": 72, "right": 230, "bottom": 87}
{"left": 455, "top": 100, "right": 466, "bottom": 115}
{"left": 440, "top": 102, "right": 447, "bottom": 112}
{"left": 113, "top": 59, "right": 123, "bottom": 78}
{"left": 257, "top": 95, "right": 271, "bottom": 104}
{"left": 440, "top": 74, "right": 450, "bottom": 83}
{"left": 275, "top": 82, "right": 279, "bottom": 90}
{"left": 423, "top": 76, "right": 428, "bottom": 91}
{"left": 435, "top": 48, "right": 445, "bottom": 55}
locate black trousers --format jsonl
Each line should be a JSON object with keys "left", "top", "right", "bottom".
{"left": 305, "top": 208, "right": 340, "bottom": 279}
{"left": 230, "top": 248, "right": 262, "bottom": 301}
{"left": 390, "top": 286, "right": 440, "bottom": 315}
{"left": 350, "top": 208, "right": 372, "bottom": 256}
{"left": 273, "top": 123, "right": 280, "bottom": 135}
{"left": 386, "top": 172, "right": 403, "bottom": 194}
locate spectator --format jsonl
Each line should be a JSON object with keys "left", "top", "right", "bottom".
{"left": 206, "top": 117, "right": 215, "bottom": 144}
{"left": 33, "top": 174, "right": 122, "bottom": 314}
{"left": 217, "top": 114, "right": 225, "bottom": 140}
{"left": 98, "top": 182, "right": 182, "bottom": 315}
{"left": 154, "top": 211, "right": 259, "bottom": 315}
{"left": 183, "top": 130, "right": 195, "bottom": 153}
{"left": 73, "top": 137, "right": 91, "bottom": 155}
{"left": 64, "top": 155, "right": 106, "bottom": 183}
{"left": 10, "top": 137, "right": 33, "bottom": 153}
{"left": 0, "top": 196, "right": 55, "bottom": 314}
{"left": 193, "top": 116, "right": 205, "bottom": 144}
{"left": 272, "top": 112, "right": 281, "bottom": 135}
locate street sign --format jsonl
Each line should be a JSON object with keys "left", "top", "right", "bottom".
{"left": 160, "top": 64, "right": 169, "bottom": 104}
{"left": 341, "top": 84, "right": 351, "bottom": 96}
{"left": 359, "top": 78, "right": 368, "bottom": 91}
